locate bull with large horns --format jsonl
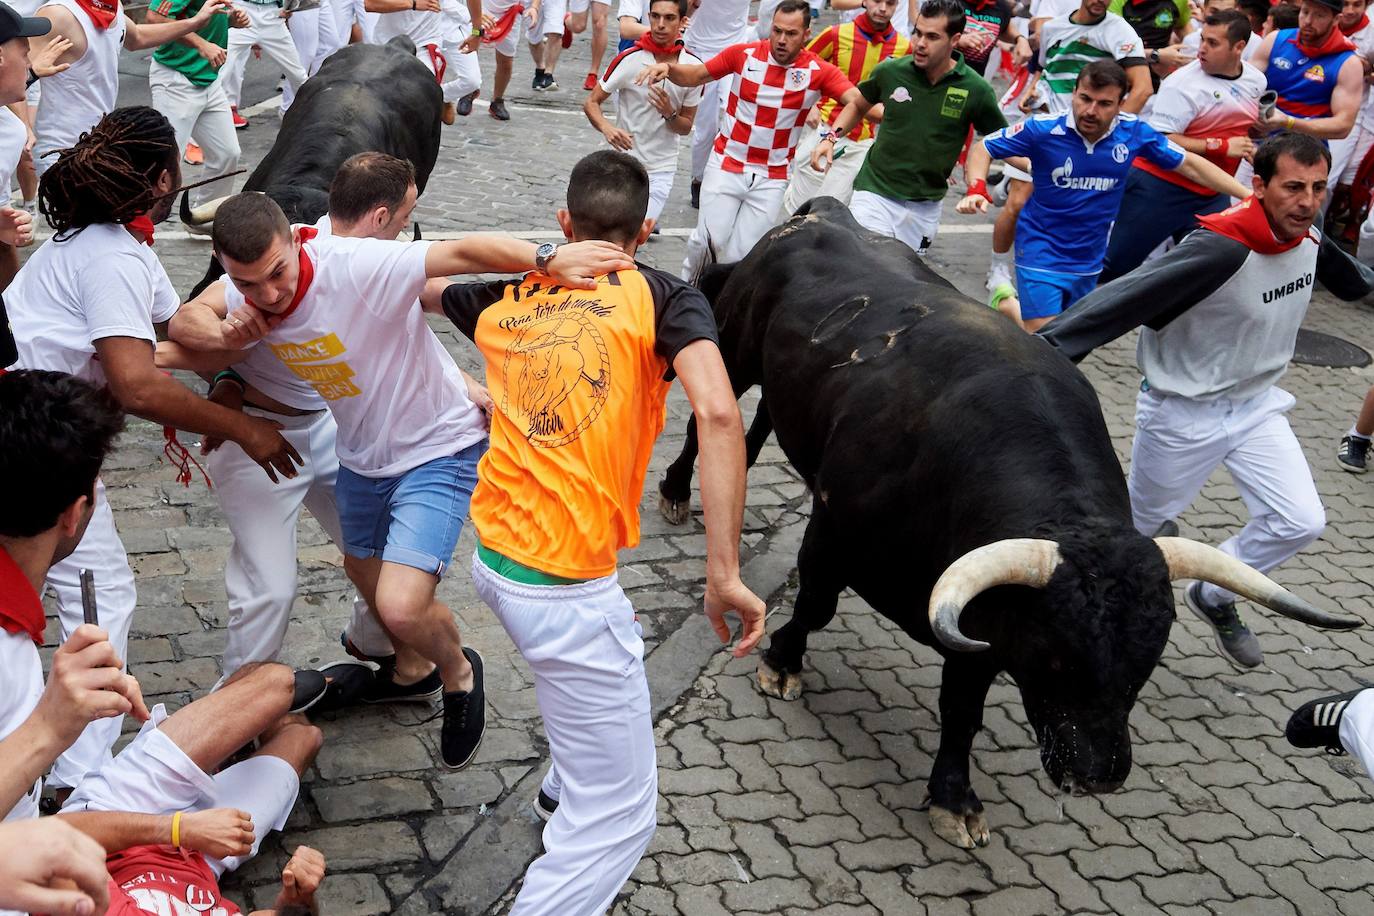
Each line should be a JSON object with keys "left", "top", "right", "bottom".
{"left": 669, "top": 198, "right": 1360, "bottom": 848}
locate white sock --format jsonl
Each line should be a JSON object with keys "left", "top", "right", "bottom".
{"left": 990, "top": 249, "right": 1012, "bottom": 271}
{"left": 1349, "top": 426, "right": 1371, "bottom": 441}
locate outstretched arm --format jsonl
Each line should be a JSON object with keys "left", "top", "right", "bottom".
{"left": 423, "top": 237, "right": 634, "bottom": 289}
{"left": 1171, "top": 150, "right": 1251, "bottom": 200}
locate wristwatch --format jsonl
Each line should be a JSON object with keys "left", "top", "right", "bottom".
{"left": 1148, "top": 48, "right": 1160, "bottom": 64}
{"left": 535, "top": 242, "right": 558, "bottom": 273}
{"left": 473, "top": 24, "right": 484, "bottom": 35}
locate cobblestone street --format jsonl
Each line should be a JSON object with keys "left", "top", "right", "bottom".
{"left": 33, "top": 21, "right": 1374, "bottom": 914}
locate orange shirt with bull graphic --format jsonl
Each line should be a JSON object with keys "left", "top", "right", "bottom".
{"left": 442, "top": 265, "right": 720, "bottom": 580}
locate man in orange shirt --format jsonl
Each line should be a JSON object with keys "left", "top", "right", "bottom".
{"left": 427, "top": 149, "right": 765, "bottom": 914}
{"left": 782, "top": 0, "right": 912, "bottom": 215}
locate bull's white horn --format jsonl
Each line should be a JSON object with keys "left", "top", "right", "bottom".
{"left": 1154, "top": 537, "right": 1362, "bottom": 630}
{"left": 181, "top": 194, "right": 230, "bottom": 226}
{"left": 928, "top": 539, "right": 1063, "bottom": 653}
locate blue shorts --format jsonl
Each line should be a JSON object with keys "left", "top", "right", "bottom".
{"left": 336, "top": 442, "right": 486, "bottom": 577}
{"left": 1015, "top": 267, "right": 1099, "bottom": 320}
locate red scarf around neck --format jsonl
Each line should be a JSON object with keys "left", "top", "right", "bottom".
{"left": 0, "top": 545, "right": 44, "bottom": 645}
{"left": 634, "top": 33, "right": 683, "bottom": 56}
{"left": 854, "top": 11, "right": 893, "bottom": 39}
{"left": 127, "top": 213, "right": 155, "bottom": 246}
{"left": 1197, "top": 196, "right": 1308, "bottom": 255}
{"left": 1340, "top": 13, "right": 1370, "bottom": 36}
{"left": 75, "top": 0, "right": 119, "bottom": 29}
{"left": 1293, "top": 27, "right": 1355, "bottom": 59}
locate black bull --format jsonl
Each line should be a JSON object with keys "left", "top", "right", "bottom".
{"left": 660, "top": 198, "right": 1359, "bottom": 848}
{"left": 182, "top": 38, "right": 442, "bottom": 298}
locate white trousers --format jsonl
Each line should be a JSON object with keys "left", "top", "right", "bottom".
{"left": 681, "top": 167, "right": 786, "bottom": 279}
{"left": 689, "top": 74, "right": 727, "bottom": 181}
{"left": 148, "top": 61, "right": 241, "bottom": 207}
{"left": 471, "top": 555, "right": 656, "bottom": 916}
{"left": 312, "top": 0, "right": 349, "bottom": 70}
{"left": 209, "top": 408, "right": 390, "bottom": 675}
{"left": 222, "top": 2, "right": 308, "bottom": 110}
{"left": 45, "top": 480, "right": 137, "bottom": 789}
{"left": 289, "top": 7, "right": 322, "bottom": 72}
{"left": 353, "top": 0, "right": 379, "bottom": 41}
{"left": 1128, "top": 386, "right": 1325, "bottom": 606}
{"left": 441, "top": 7, "right": 482, "bottom": 101}
{"left": 1340, "top": 688, "right": 1374, "bottom": 780}
{"left": 646, "top": 167, "right": 673, "bottom": 222}
{"left": 781, "top": 129, "right": 872, "bottom": 217}
{"left": 849, "top": 189, "right": 941, "bottom": 256}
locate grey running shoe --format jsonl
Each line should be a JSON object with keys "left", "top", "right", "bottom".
{"left": 1153, "top": 519, "right": 1180, "bottom": 538}
{"left": 489, "top": 98, "right": 511, "bottom": 121}
{"left": 1184, "top": 581, "right": 1262, "bottom": 669}
{"left": 1338, "top": 435, "right": 1370, "bottom": 473}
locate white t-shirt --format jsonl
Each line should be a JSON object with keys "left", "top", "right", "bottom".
{"left": 600, "top": 47, "right": 705, "bottom": 171}
{"left": 225, "top": 231, "right": 487, "bottom": 477}
{"left": 1147, "top": 58, "right": 1265, "bottom": 137}
{"left": 373, "top": 5, "right": 444, "bottom": 48}
{"left": 0, "top": 107, "right": 27, "bottom": 198}
{"left": 0, "top": 629, "right": 44, "bottom": 823}
{"left": 6, "top": 223, "right": 180, "bottom": 381}
{"left": 683, "top": 0, "right": 749, "bottom": 55}
{"left": 1345, "top": 20, "right": 1374, "bottom": 128}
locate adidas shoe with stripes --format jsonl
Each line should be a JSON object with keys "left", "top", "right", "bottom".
{"left": 1285, "top": 688, "right": 1367, "bottom": 754}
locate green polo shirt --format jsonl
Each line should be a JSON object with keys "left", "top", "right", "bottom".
{"left": 151, "top": 0, "right": 228, "bottom": 88}
{"left": 853, "top": 53, "right": 1006, "bottom": 203}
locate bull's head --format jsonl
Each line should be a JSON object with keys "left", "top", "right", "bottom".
{"left": 926, "top": 533, "right": 1361, "bottom": 794}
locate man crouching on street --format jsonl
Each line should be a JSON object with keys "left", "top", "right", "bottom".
{"left": 424, "top": 149, "right": 767, "bottom": 913}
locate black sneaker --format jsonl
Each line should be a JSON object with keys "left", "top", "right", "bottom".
{"left": 438, "top": 647, "right": 486, "bottom": 770}
{"left": 489, "top": 98, "right": 511, "bottom": 121}
{"left": 1286, "top": 688, "right": 1365, "bottom": 754}
{"left": 361, "top": 666, "right": 444, "bottom": 704}
{"left": 456, "top": 90, "right": 477, "bottom": 116}
{"left": 290, "top": 669, "right": 329, "bottom": 714}
{"left": 533, "top": 787, "right": 559, "bottom": 822}
{"left": 1338, "top": 435, "right": 1370, "bottom": 473}
{"left": 542, "top": 74, "right": 559, "bottom": 91}
{"left": 690, "top": 178, "right": 701, "bottom": 209}
{"left": 313, "top": 661, "right": 377, "bottom": 713}
{"left": 532, "top": 69, "right": 546, "bottom": 90}
{"left": 1184, "top": 581, "right": 1263, "bottom": 669}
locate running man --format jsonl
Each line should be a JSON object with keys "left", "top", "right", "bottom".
{"left": 367, "top": 0, "right": 484, "bottom": 124}
{"left": 584, "top": 0, "right": 701, "bottom": 223}
{"left": 220, "top": 0, "right": 307, "bottom": 126}
{"left": 781, "top": 0, "right": 912, "bottom": 216}
{"left": 682, "top": 0, "right": 751, "bottom": 207}
{"left": 166, "top": 186, "right": 633, "bottom": 770}
{"left": 639, "top": 0, "right": 863, "bottom": 276}
{"left": 566, "top": 0, "right": 612, "bottom": 89}
{"left": 429, "top": 148, "right": 766, "bottom": 915}
{"left": 959, "top": 58, "right": 1248, "bottom": 329}
{"left": 482, "top": 0, "right": 541, "bottom": 120}
{"left": 814, "top": 0, "right": 1005, "bottom": 254}
{"left": 5, "top": 106, "right": 301, "bottom": 794}
{"left": 1100, "top": 9, "right": 1264, "bottom": 281}
{"left": 1043, "top": 132, "right": 1374, "bottom": 668}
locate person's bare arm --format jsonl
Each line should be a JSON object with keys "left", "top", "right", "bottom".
{"left": 1171, "top": 150, "right": 1252, "bottom": 198}
{"left": 672, "top": 339, "right": 765, "bottom": 658}
{"left": 154, "top": 339, "right": 248, "bottom": 372}
{"left": 424, "top": 238, "right": 634, "bottom": 288}
{"left": 167, "top": 282, "right": 239, "bottom": 351}
{"left": 584, "top": 83, "right": 635, "bottom": 150}
{"left": 0, "top": 819, "right": 111, "bottom": 916}
{"left": 58, "top": 808, "right": 254, "bottom": 858}
{"left": 365, "top": 0, "right": 439, "bottom": 11}
{"left": 1249, "top": 29, "right": 1276, "bottom": 75}
{"left": 1122, "top": 63, "right": 1153, "bottom": 113}
{"left": 618, "top": 14, "right": 647, "bottom": 39}
{"left": 810, "top": 92, "right": 875, "bottom": 172}
{"left": 636, "top": 58, "right": 713, "bottom": 87}
{"left": 1262, "top": 55, "right": 1363, "bottom": 139}
{"left": 1165, "top": 132, "right": 1255, "bottom": 161}
{"left": 126, "top": 0, "right": 232, "bottom": 51}
{"left": 30, "top": 5, "right": 84, "bottom": 68}
{"left": 95, "top": 336, "right": 302, "bottom": 480}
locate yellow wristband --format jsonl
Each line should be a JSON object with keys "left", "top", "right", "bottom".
{"left": 1286, "top": 116, "right": 1296, "bottom": 130}
{"left": 171, "top": 811, "right": 182, "bottom": 848}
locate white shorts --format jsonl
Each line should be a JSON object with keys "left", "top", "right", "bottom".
{"left": 529, "top": 0, "right": 566, "bottom": 40}
{"left": 849, "top": 190, "right": 941, "bottom": 256}
{"left": 62, "top": 705, "right": 300, "bottom": 877}
{"left": 484, "top": 0, "right": 525, "bottom": 55}
{"left": 568, "top": 0, "right": 609, "bottom": 14}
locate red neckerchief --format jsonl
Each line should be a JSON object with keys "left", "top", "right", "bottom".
{"left": 74, "top": 0, "right": 118, "bottom": 28}
{"left": 1340, "top": 13, "right": 1370, "bottom": 36}
{"left": 0, "top": 545, "right": 44, "bottom": 645}
{"left": 1291, "top": 28, "right": 1355, "bottom": 58}
{"left": 127, "top": 213, "right": 155, "bottom": 246}
{"left": 248, "top": 226, "right": 318, "bottom": 323}
{"left": 854, "top": 12, "right": 895, "bottom": 41}
{"left": 482, "top": 4, "right": 523, "bottom": 43}
{"left": 634, "top": 33, "right": 683, "bottom": 55}
{"left": 1197, "top": 196, "right": 1308, "bottom": 255}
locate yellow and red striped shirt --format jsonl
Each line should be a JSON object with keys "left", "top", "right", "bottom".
{"left": 806, "top": 13, "right": 911, "bottom": 143}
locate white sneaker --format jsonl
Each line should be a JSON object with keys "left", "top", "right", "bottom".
{"left": 986, "top": 263, "right": 1012, "bottom": 293}
{"left": 990, "top": 175, "right": 1011, "bottom": 207}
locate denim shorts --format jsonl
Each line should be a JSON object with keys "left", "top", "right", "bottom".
{"left": 336, "top": 441, "right": 485, "bottom": 577}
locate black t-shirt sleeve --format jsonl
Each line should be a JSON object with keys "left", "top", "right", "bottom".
{"left": 440, "top": 278, "right": 517, "bottom": 340}
{"left": 638, "top": 265, "right": 720, "bottom": 380}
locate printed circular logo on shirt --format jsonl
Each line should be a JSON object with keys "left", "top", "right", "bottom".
{"left": 502, "top": 312, "right": 611, "bottom": 448}
{"left": 1112, "top": 142, "right": 1130, "bottom": 163}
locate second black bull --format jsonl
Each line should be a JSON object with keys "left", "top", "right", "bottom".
{"left": 180, "top": 38, "right": 443, "bottom": 297}
{"left": 659, "top": 197, "right": 1360, "bottom": 848}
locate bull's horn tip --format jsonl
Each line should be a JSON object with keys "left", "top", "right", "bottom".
{"left": 933, "top": 602, "right": 991, "bottom": 652}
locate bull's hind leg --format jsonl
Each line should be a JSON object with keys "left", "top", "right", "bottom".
{"left": 658, "top": 415, "right": 699, "bottom": 525}
{"left": 759, "top": 505, "right": 843, "bottom": 701}
{"left": 927, "top": 661, "right": 999, "bottom": 849}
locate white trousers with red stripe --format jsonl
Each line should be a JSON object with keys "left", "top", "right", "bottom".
{"left": 681, "top": 166, "right": 785, "bottom": 280}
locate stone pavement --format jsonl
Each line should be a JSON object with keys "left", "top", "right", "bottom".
{"left": 30, "top": 22, "right": 1374, "bottom": 915}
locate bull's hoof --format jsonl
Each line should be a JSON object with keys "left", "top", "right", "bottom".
{"left": 929, "top": 806, "right": 990, "bottom": 849}
{"left": 658, "top": 492, "right": 691, "bottom": 526}
{"left": 757, "top": 660, "right": 803, "bottom": 700}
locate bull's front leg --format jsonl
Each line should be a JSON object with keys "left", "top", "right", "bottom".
{"left": 928, "top": 659, "right": 999, "bottom": 849}
{"left": 759, "top": 503, "right": 843, "bottom": 700}
{"left": 658, "top": 415, "right": 700, "bottom": 525}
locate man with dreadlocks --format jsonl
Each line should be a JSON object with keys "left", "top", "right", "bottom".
{"left": 3, "top": 105, "right": 305, "bottom": 796}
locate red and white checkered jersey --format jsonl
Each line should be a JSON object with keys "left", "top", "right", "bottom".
{"left": 703, "top": 41, "right": 853, "bottom": 179}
